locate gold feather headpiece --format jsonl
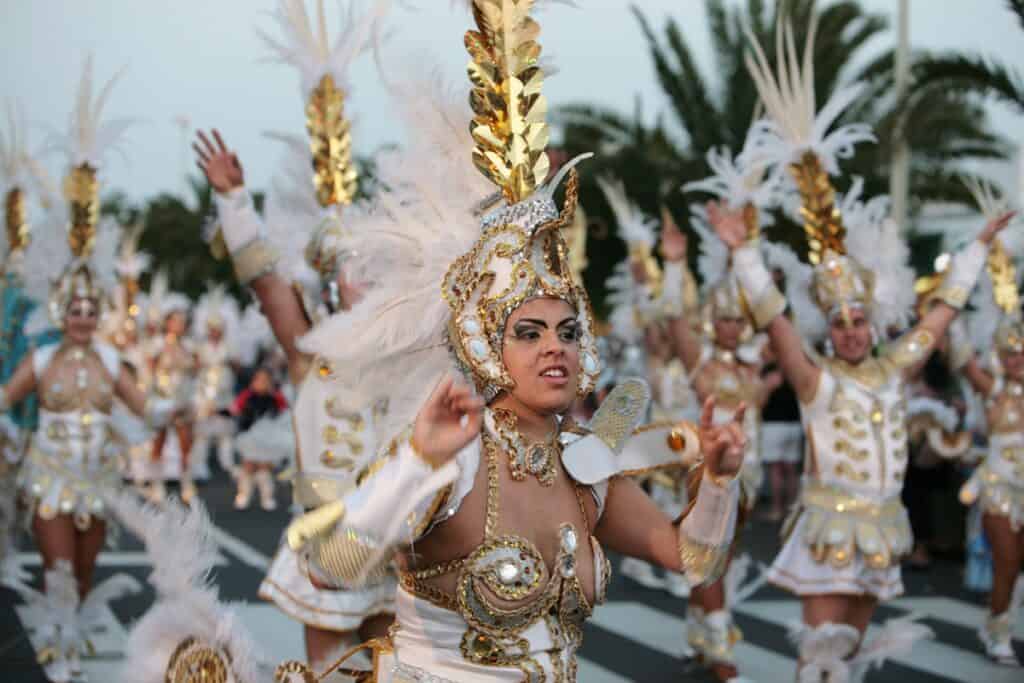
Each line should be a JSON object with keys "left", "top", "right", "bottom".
{"left": 444, "top": 0, "right": 600, "bottom": 400}
{"left": 743, "top": 16, "right": 876, "bottom": 327}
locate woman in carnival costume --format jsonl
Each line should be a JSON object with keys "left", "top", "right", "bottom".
{"left": 268, "top": 1, "right": 748, "bottom": 679}
{"left": 1, "top": 57, "right": 177, "bottom": 682}
{"left": 657, "top": 138, "right": 784, "bottom": 683}
{"left": 942, "top": 177, "right": 1024, "bottom": 666}
{"left": 194, "top": 0, "right": 397, "bottom": 670}
{"left": 709, "top": 18, "right": 1017, "bottom": 681}
{"left": 190, "top": 284, "right": 242, "bottom": 485}
{"left": 597, "top": 179, "right": 700, "bottom": 599}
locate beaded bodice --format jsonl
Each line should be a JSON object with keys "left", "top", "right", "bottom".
{"left": 39, "top": 344, "right": 115, "bottom": 415}
{"left": 400, "top": 430, "right": 610, "bottom": 678}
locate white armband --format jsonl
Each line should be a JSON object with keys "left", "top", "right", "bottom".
{"left": 677, "top": 471, "right": 739, "bottom": 585}
{"left": 935, "top": 240, "right": 987, "bottom": 310}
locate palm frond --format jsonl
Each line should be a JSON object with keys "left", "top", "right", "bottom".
{"left": 910, "top": 53, "right": 1024, "bottom": 114}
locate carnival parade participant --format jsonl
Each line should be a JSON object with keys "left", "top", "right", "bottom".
{"left": 657, "top": 141, "right": 783, "bottom": 682}
{"left": 231, "top": 366, "right": 288, "bottom": 510}
{"left": 716, "top": 17, "right": 1017, "bottom": 680}
{"left": 190, "top": 284, "right": 241, "bottom": 483}
{"left": 264, "top": 1, "right": 748, "bottom": 679}
{"left": 944, "top": 177, "right": 1024, "bottom": 666}
{"left": 193, "top": 0, "right": 396, "bottom": 669}
{"left": 2, "top": 57, "right": 177, "bottom": 682}
{"left": 144, "top": 286, "right": 197, "bottom": 503}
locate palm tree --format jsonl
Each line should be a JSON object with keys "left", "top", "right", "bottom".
{"left": 559, "top": 0, "right": 1010, "bottom": 308}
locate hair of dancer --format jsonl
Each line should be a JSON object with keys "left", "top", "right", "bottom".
{"left": 655, "top": 132, "right": 787, "bottom": 682}
{"left": 0, "top": 56, "right": 176, "bottom": 682}
{"left": 714, "top": 16, "right": 1017, "bottom": 681}
{"left": 192, "top": 0, "right": 397, "bottom": 670}
{"left": 251, "top": 1, "right": 752, "bottom": 679}
{"left": 942, "top": 177, "right": 1024, "bottom": 666}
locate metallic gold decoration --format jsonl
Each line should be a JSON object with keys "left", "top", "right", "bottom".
{"left": 5, "top": 186, "right": 30, "bottom": 253}
{"left": 466, "top": 0, "right": 550, "bottom": 202}
{"left": 987, "top": 238, "right": 1019, "bottom": 315}
{"left": 286, "top": 500, "right": 345, "bottom": 551}
{"left": 306, "top": 73, "right": 358, "bottom": 208}
{"left": 165, "top": 636, "right": 231, "bottom": 683}
{"left": 788, "top": 151, "right": 845, "bottom": 265}
{"left": 275, "top": 660, "right": 317, "bottom": 683}
{"left": 63, "top": 163, "right": 99, "bottom": 258}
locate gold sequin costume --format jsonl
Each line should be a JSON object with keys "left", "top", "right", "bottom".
{"left": 17, "top": 342, "right": 125, "bottom": 529}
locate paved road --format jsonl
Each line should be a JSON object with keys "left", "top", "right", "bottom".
{"left": 3, "top": 470, "right": 1022, "bottom": 682}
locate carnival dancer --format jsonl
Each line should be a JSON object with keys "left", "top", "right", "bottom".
{"left": 714, "top": 18, "right": 1016, "bottom": 680}
{"left": 190, "top": 284, "right": 240, "bottom": 482}
{"left": 267, "top": 2, "right": 748, "bottom": 679}
{"left": 231, "top": 366, "right": 289, "bottom": 510}
{"left": 657, "top": 142, "right": 783, "bottom": 682}
{"left": 944, "top": 177, "right": 1024, "bottom": 666}
{"left": 2, "top": 57, "right": 176, "bottom": 682}
{"left": 193, "top": 0, "right": 396, "bottom": 670}
{"left": 144, "top": 287, "right": 196, "bottom": 503}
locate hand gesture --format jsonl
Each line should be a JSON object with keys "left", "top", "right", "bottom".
{"left": 412, "top": 376, "right": 485, "bottom": 467}
{"left": 978, "top": 210, "right": 1018, "bottom": 245}
{"left": 194, "top": 129, "right": 244, "bottom": 194}
{"left": 707, "top": 200, "right": 747, "bottom": 250}
{"left": 658, "top": 206, "right": 688, "bottom": 263}
{"left": 698, "top": 396, "right": 746, "bottom": 479}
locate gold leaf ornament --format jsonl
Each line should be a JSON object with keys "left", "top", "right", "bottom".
{"left": 987, "top": 238, "right": 1019, "bottom": 315}
{"left": 466, "top": 0, "right": 550, "bottom": 203}
{"left": 306, "top": 74, "right": 358, "bottom": 208}
{"left": 63, "top": 162, "right": 100, "bottom": 259}
{"left": 789, "top": 151, "right": 845, "bottom": 265}
{"left": 4, "top": 187, "right": 30, "bottom": 253}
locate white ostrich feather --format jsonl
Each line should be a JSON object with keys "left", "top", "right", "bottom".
{"left": 962, "top": 174, "right": 1012, "bottom": 221}
{"left": 841, "top": 179, "right": 915, "bottom": 334}
{"left": 906, "top": 396, "right": 960, "bottom": 432}
{"left": 258, "top": 0, "right": 390, "bottom": 98}
{"left": 604, "top": 261, "right": 643, "bottom": 345}
{"left": 161, "top": 291, "right": 191, "bottom": 317}
{"left": 682, "top": 131, "right": 783, "bottom": 213}
{"left": 0, "top": 99, "right": 56, "bottom": 207}
{"left": 113, "top": 494, "right": 267, "bottom": 683}
{"left": 596, "top": 175, "right": 657, "bottom": 249}
{"left": 50, "top": 54, "right": 135, "bottom": 169}
{"left": 145, "top": 269, "right": 169, "bottom": 323}
{"left": 236, "top": 304, "right": 276, "bottom": 367}
{"left": 19, "top": 204, "right": 70, "bottom": 305}
{"left": 851, "top": 614, "right": 933, "bottom": 674}
{"left": 297, "top": 67, "right": 494, "bottom": 446}
{"left": 688, "top": 206, "right": 729, "bottom": 289}
{"left": 192, "top": 283, "right": 241, "bottom": 345}
{"left": 115, "top": 222, "right": 151, "bottom": 280}
{"left": 742, "top": 17, "right": 874, "bottom": 175}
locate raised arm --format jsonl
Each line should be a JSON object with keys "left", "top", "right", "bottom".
{"left": 194, "top": 129, "right": 311, "bottom": 369}
{"left": 709, "top": 201, "right": 821, "bottom": 403}
{"left": 658, "top": 217, "right": 704, "bottom": 372}
{"left": 0, "top": 354, "right": 38, "bottom": 410}
{"left": 596, "top": 398, "right": 746, "bottom": 585}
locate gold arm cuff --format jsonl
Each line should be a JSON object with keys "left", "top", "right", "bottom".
{"left": 308, "top": 525, "right": 391, "bottom": 586}
{"left": 286, "top": 501, "right": 346, "bottom": 551}
{"left": 231, "top": 239, "right": 280, "bottom": 285}
{"left": 933, "top": 284, "right": 970, "bottom": 310}
{"left": 746, "top": 285, "right": 787, "bottom": 330}
{"left": 677, "top": 532, "right": 730, "bottom": 586}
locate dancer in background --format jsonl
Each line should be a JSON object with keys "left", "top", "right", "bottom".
{"left": 230, "top": 366, "right": 288, "bottom": 510}
{"left": 723, "top": 17, "right": 1015, "bottom": 679}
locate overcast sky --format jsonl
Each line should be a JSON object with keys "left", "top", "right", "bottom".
{"left": 3, "top": 0, "right": 1022, "bottom": 202}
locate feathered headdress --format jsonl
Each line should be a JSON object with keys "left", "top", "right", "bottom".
{"left": 259, "top": 0, "right": 387, "bottom": 290}
{"left": 962, "top": 176, "right": 1023, "bottom": 353}
{"left": 743, "top": 17, "right": 911, "bottom": 339}
{"left": 1, "top": 100, "right": 56, "bottom": 279}
{"left": 193, "top": 283, "right": 240, "bottom": 343}
{"left": 45, "top": 56, "right": 132, "bottom": 328}
{"left": 597, "top": 174, "right": 661, "bottom": 292}
{"left": 300, "top": 0, "right": 597, "bottom": 444}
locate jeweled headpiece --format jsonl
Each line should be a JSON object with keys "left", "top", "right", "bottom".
{"left": 260, "top": 0, "right": 383, "bottom": 297}
{"left": 1, "top": 100, "right": 54, "bottom": 281}
{"left": 443, "top": 0, "right": 599, "bottom": 399}
{"left": 48, "top": 56, "right": 132, "bottom": 328}
{"left": 743, "top": 17, "right": 915, "bottom": 336}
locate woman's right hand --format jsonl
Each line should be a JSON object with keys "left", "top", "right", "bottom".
{"left": 658, "top": 208, "right": 688, "bottom": 263}
{"left": 707, "top": 200, "right": 747, "bottom": 250}
{"left": 412, "top": 375, "right": 485, "bottom": 468}
{"left": 194, "top": 129, "right": 244, "bottom": 194}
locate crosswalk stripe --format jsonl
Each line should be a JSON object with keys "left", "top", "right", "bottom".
{"left": 16, "top": 550, "right": 228, "bottom": 568}
{"left": 209, "top": 524, "right": 273, "bottom": 570}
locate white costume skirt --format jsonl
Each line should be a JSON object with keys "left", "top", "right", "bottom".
{"left": 760, "top": 422, "right": 803, "bottom": 464}
{"left": 766, "top": 514, "right": 904, "bottom": 600}
{"left": 18, "top": 445, "right": 122, "bottom": 530}
{"left": 258, "top": 544, "right": 396, "bottom": 632}
{"left": 375, "top": 586, "right": 574, "bottom": 683}
{"left": 236, "top": 413, "right": 294, "bottom": 465}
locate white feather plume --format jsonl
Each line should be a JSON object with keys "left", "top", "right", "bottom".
{"left": 596, "top": 175, "right": 657, "bottom": 250}
{"left": 192, "top": 283, "right": 241, "bottom": 345}
{"left": 742, "top": 17, "right": 874, "bottom": 175}
{"left": 258, "top": 0, "right": 390, "bottom": 98}
{"left": 688, "top": 206, "right": 729, "bottom": 289}
{"left": 50, "top": 54, "right": 134, "bottom": 169}
{"left": 682, "top": 133, "right": 783, "bottom": 213}
{"left": 112, "top": 493, "right": 268, "bottom": 683}
{"left": 115, "top": 222, "right": 151, "bottom": 280}
{"left": 851, "top": 614, "right": 933, "bottom": 674}
{"left": 0, "top": 99, "right": 56, "bottom": 207}
{"left": 604, "top": 261, "right": 644, "bottom": 346}
{"left": 236, "top": 303, "right": 276, "bottom": 367}
{"left": 297, "top": 67, "right": 493, "bottom": 446}
{"left": 842, "top": 179, "right": 916, "bottom": 334}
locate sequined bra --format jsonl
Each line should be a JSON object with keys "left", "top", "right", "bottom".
{"left": 399, "top": 432, "right": 611, "bottom": 676}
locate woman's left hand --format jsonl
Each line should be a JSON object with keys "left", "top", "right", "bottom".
{"left": 698, "top": 396, "right": 746, "bottom": 479}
